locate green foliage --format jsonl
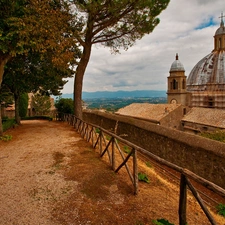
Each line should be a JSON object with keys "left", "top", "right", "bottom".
{"left": 216, "top": 203, "right": 225, "bottom": 217}
{"left": 0, "top": 84, "right": 13, "bottom": 107}
{"left": 0, "top": 134, "right": 12, "bottom": 141}
{"left": 138, "top": 172, "right": 150, "bottom": 183}
{"left": 152, "top": 219, "right": 174, "bottom": 225}
{"left": 72, "top": 0, "right": 170, "bottom": 117}
{"left": 95, "top": 128, "right": 100, "bottom": 134}
{"left": 32, "top": 94, "right": 51, "bottom": 116}
{"left": 123, "top": 145, "right": 131, "bottom": 154}
{"left": 0, "top": 0, "right": 79, "bottom": 59}
{"left": 19, "top": 93, "right": 28, "bottom": 117}
{"left": 146, "top": 161, "right": 153, "bottom": 168}
{"left": 200, "top": 130, "right": 225, "bottom": 143}
{"left": 21, "top": 116, "right": 52, "bottom": 121}
{"left": 55, "top": 98, "right": 74, "bottom": 114}
{"left": 2, "top": 119, "right": 15, "bottom": 132}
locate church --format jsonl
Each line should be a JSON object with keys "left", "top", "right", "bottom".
{"left": 167, "top": 14, "right": 225, "bottom": 109}
{"left": 117, "top": 15, "right": 225, "bottom": 133}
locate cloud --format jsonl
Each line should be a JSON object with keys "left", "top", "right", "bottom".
{"left": 62, "top": 0, "right": 224, "bottom": 94}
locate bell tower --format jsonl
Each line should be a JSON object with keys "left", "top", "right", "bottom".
{"left": 167, "top": 54, "right": 187, "bottom": 105}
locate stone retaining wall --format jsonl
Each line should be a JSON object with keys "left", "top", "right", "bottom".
{"left": 83, "top": 110, "right": 225, "bottom": 189}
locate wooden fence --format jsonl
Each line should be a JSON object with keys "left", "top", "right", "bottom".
{"left": 59, "top": 113, "right": 225, "bottom": 225}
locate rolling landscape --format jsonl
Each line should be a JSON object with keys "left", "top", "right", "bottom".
{"left": 58, "top": 90, "right": 167, "bottom": 112}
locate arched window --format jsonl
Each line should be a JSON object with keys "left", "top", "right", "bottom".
{"left": 182, "top": 79, "right": 186, "bottom": 89}
{"left": 172, "top": 79, "right": 178, "bottom": 90}
{"left": 219, "top": 38, "right": 221, "bottom": 49}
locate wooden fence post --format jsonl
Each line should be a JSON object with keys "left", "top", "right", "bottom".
{"left": 133, "top": 148, "right": 138, "bottom": 195}
{"left": 112, "top": 137, "right": 115, "bottom": 170}
{"left": 100, "top": 130, "right": 103, "bottom": 154}
{"left": 179, "top": 174, "right": 187, "bottom": 225}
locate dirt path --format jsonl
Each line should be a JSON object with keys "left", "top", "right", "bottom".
{"left": 0, "top": 120, "right": 224, "bottom": 225}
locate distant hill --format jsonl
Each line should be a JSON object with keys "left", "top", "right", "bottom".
{"left": 60, "top": 90, "right": 166, "bottom": 99}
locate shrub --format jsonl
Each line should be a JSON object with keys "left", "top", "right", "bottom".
{"left": 2, "top": 119, "right": 16, "bottom": 132}
{"left": 216, "top": 203, "right": 225, "bottom": 217}
{"left": 21, "top": 116, "right": 52, "bottom": 121}
{"left": 55, "top": 98, "right": 74, "bottom": 114}
{"left": 19, "top": 93, "right": 28, "bottom": 117}
{"left": 32, "top": 94, "right": 51, "bottom": 115}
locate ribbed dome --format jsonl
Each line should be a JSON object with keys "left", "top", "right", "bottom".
{"left": 170, "top": 54, "right": 185, "bottom": 72}
{"left": 187, "top": 15, "right": 225, "bottom": 92}
{"left": 187, "top": 51, "right": 225, "bottom": 91}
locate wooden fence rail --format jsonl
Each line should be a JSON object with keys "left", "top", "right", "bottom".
{"left": 59, "top": 113, "right": 225, "bottom": 225}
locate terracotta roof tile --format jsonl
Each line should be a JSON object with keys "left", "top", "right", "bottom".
{"left": 116, "top": 103, "right": 181, "bottom": 121}
{"left": 182, "top": 107, "right": 225, "bottom": 128}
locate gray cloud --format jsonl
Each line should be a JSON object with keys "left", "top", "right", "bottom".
{"left": 62, "top": 0, "right": 224, "bottom": 93}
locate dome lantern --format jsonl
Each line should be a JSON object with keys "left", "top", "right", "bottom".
{"left": 214, "top": 12, "right": 225, "bottom": 51}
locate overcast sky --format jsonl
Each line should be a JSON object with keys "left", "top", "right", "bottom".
{"left": 62, "top": 0, "right": 224, "bottom": 94}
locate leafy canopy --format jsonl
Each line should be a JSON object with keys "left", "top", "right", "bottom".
{"left": 70, "top": 0, "right": 170, "bottom": 52}
{"left": 70, "top": 0, "right": 170, "bottom": 118}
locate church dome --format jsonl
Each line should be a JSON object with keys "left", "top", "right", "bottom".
{"left": 187, "top": 14, "right": 225, "bottom": 92}
{"left": 170, "top": 54, "right": 185, "bottom": 72}
{"left": 187, "top": 51, "right": 225, "bottom": 91}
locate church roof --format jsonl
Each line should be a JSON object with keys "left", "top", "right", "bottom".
{"left": 116, "top": 103, "right": 181, "bottom": 122}
{"left": 170, "top": 54, "right": 185, "bottom": 72}
{"left": 187, "top": 14, "right": 225, "bottom": 91}
{"left": 182, "top": 107, "right": 225, "bottom": 129}
{"left": 186, "top": 51, "right": 225, "bottom": 91}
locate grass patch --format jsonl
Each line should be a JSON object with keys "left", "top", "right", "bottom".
{"left": 145, "top": 161, "right": 153, "bottom": 168}
{"left": 138, "top": 172, "right": 150, "bottom": 183}
{"left": 200, "top": 130, "right": 225, "bottom": 143}
{"left": 152, "top": 219, "right": 174, "bottom": 225}
{"left": 0, "top": 134, "right": 12, "bottom": 141}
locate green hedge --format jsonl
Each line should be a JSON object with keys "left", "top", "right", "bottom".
{"left": 21, "top": 116, "right": 53, "bottom": 121}
{"left": 2, "top": 119, "right": 16, "bottom": 132}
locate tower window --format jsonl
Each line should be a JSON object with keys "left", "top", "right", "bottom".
{"left": 172, "top": 79, "right": 178, "bottom": 90}
{"left": 182, "top": 79, "right": 186, "bottom": 89}
{"left": 219, "top": 38, "right": 221, "bottom": 48}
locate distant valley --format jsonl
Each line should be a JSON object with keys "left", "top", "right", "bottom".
{"left": 84, "top": 97, "right": 167, "bottom": 112}
{"left": 61, "top": 90, "right": 166, "bottom": 99}
{"left": 56, "top": 90, "right": 167, "bottom": 112}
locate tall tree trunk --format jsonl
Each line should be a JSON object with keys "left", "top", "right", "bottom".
{"left": 0, "top": 103, "right": 2, "bottom": 136}
{"left": 14, "top": 92, "right": 21, "bottom": 125}
{"left": 74, "top": 43, "right": 92, "bottom": 119}
{"left": 0, "top": 53, "right": 11, "bottom": 136}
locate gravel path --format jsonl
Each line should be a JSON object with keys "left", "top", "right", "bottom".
{"left": 0, "top": 120, "right": 80, "bottom": 225}
{"left": 0, "top": 120, "right": 224, "bottom": 225}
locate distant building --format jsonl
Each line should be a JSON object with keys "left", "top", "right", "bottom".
{"left": 118, "top": 15, "right": 225, "bottom": 133}
{"left": 181, "top": 107, "right": 225, "bottom": 133}
{"left": 168, "top": 14, "right": 225, "bottom": 109}
{"left": 167, "top": 53, "right": 187, "bottom": 106}
{"left": 116, "top": 103, "right": 186, "bottom": 129}
{"left": 2, "top": 93, "right": 56, "bottom": 118}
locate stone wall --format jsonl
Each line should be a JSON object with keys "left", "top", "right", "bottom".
{"left": 83, "top": 110, "right": 225, "bottom": 189}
